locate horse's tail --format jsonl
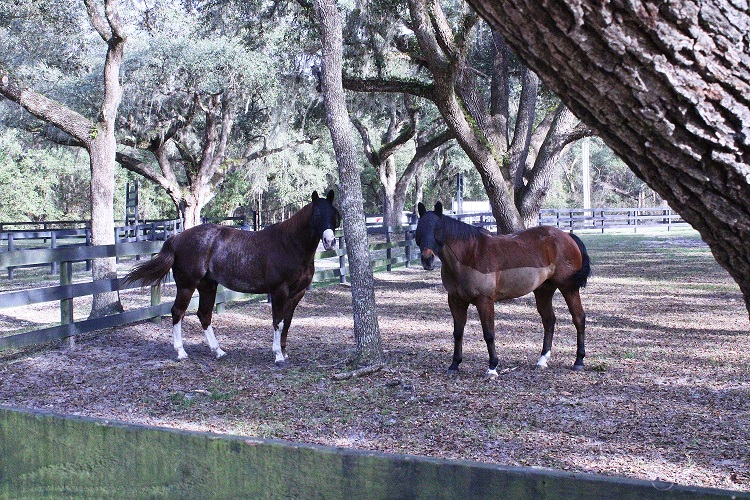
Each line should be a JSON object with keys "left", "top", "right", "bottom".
{"left": 568, "top": 233, "right": 591, "bottom": 288}
{"left": 123, "top": 238, "right": 176, "bottom": 287}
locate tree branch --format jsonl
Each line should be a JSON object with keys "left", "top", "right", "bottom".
{"left": 351, "top": 118, "right": 379, "bottom": 165}
{"left": 83, "top": 0, "right": 111, "bottom": 41}
{"left": 0, "top": 71, "right": 93, "bottom": 146}
{"left": 343, "top": 76, "right": 435, "bottom": 100}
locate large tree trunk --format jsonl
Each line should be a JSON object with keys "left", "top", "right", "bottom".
{"left": 181, "top": 197, "right": 203, "bottom": 229}
{"left": 466, "top": 0, "right": 750, "bottom": 320}
{"left": 88, "top": 1, "right": 125, "bottom": 317}
{"left": 407, "top": 0, "right": 525, "bottom": 233}
{"left": 313, "top": 0, "right": 385, "bottom": 367}
{"left": 518, "top": 105, "right": 589, "bottom": 227}
{"left": 88, "top": 132, "right": 122, "bottom": 317}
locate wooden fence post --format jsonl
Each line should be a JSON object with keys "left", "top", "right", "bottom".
{"left": 85, "top": 229, "right": 92, "bottom": 271}
{"left": 216, "top": 285, "right": 226, "bottom": 314}
{"left": 50, "top": 232, "right": 58, "bottom": 275}
{"left": 60, "top": 260, "right": 74, "bottom": 349}
{"left": 150, "top": 283, "right": 162, "bottom": 324}
{"left": 404, "top": 227, "right": 411, "bottom": 268}
{"left": 386, "top": 228, "right": 392, "bottom": 273}
{"left": 7, "top": 233, "right": 14, "bottom": 279}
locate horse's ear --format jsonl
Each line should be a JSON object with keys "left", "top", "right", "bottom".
{"left": 417, "top": 202, "right": 426, "bottom": 217}
{"left": 326, "top": 190, "right": 335, "bottom": 203}
{"left": 312, "top": 191, "right": 320, "bottom": 202}
{"left": 435, "top": 201, "right": 443, "bottom": 216}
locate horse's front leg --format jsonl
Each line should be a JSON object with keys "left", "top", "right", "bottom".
{"left": 476, "top": 296, "right": 499, "bottom": 378}
{"left": 447, "top": 294, "right": 469, "bottom": 374}
{"left": 270, "top": 288, "right": 290, "bottom": 367}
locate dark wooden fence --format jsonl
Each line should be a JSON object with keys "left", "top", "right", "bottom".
{"left": 0, "top": 225, "right": 418, "bottom": 352}
{"left": 0, "top": 218, "right": 183, "bottom": 278}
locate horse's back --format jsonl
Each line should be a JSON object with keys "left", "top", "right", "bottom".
{"left": 441, "top": 225, "right": 585, "bottom": 300}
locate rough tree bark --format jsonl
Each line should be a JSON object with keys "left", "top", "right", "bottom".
{"left": 466, "top": 0, "right": 750, "bottom": 320}
{"left": 0, "top": 0, "right": 126, "bottom": 317}
{"left": 312, "top": 0, "right": 385, "bottom": 367}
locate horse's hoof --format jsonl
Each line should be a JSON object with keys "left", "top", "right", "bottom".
{"left": 485, "top": 369, "right": 499, "bottom": 379}
{"left": 534, "top": 363, "right": 547, "bottom": 370}
{"left": 572, "top": 364, "right": 584, "bottom": 372}
{"left": 215, "top": 348, "right": 227, "bottom": 359}
{"left": 447, "top": 368, "right": 459, "bottom": 376}
{"left": 176, "top": 349, "right": 188, "bottom": 361}
{"left": 275, "top": 360, "right": 289, "bottom": 368}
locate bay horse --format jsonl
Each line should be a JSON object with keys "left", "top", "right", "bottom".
{"left": 124, "top": 190, "right": 341, "bottom": 367}
{"left": 415, "top": 202, "right": 590, "bottom": 377}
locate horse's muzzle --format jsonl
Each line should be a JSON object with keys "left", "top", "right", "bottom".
{"left": 322, "top": 229, "right": 337, "bottom": 251}
{"left": 421, "top": 248, "right": 435, "bottom": 270}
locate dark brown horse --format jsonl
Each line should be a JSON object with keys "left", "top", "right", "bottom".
{"left": 416, "top": 202, "right": 590, "bottom": 377}
{"left": 124, "top": 190, "right": 341, "bottom": 366}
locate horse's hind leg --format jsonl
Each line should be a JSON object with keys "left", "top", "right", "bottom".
{"left": 533, "top": 283, "right": 557, "bottom": 369}
{"left": 197, "top": 279, "right": 226, "bottom": 359}
{"left": 561, "top": 286, "right": 586, "bottom": 371}
{"left": 171, "top": 286, "right": 195, "bottom": 360}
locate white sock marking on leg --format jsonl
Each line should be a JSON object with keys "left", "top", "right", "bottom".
{"left": 173, "top": 321, "right": 188, "bottom": 360}
{"left": 204, "top": 325, "right": 226, "bottom": 359}
{"left": 272, "top": 320, "right": 285, "bottom": 363}
{"left": 536, "top": 351, "right": 551, "bottom": 368}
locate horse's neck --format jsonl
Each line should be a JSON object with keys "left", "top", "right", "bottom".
{"left": 276, "top": 204, "right": 318, "bottom": 253}
{"left": 441, "top": 218, "right": 485, "bottom": 266}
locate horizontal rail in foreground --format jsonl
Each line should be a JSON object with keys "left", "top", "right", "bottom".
{"left": 0, "top": 406, "right": 744, "bottom": 499}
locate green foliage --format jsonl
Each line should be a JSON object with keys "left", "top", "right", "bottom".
{"left": 0, "top": 129, "right": 90, "bottom": 222}
{"left": 553, "top": 138, "right": 658, "bottom": 208}
{"left": 204, "top": 140, "right": 337, "bottom": 219}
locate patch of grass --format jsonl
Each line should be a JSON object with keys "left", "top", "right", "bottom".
{"left": 588, "top": 362, "right": 608, "bottom": 372}
{"left": 168, "top": 392, "right": 194, "bottom": 409}
{"left": 209, "top": 387, "right": 238, "bottom": 401}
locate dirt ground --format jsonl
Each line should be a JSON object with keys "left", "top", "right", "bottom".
{"left": 1, "top": 230, "right": 749, "bottom": 493}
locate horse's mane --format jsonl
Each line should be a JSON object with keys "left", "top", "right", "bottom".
{"left": 442, "top": 214, "right": 489, "bottom": 241}
{"left": 269, "top": 202, "right": 314, "bottom": 234}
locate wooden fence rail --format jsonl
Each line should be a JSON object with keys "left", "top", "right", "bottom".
{"left": 538, "top": 207, "right": 687, "bottom": 232}
{"left": 0, "top": 226, "right": 418, "bottom": 352}
{"left": 0, "top": 218, "right": 183, "bottom": 278}
{"left": 448, "top": 206, "right": 689, "bottom": 233}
